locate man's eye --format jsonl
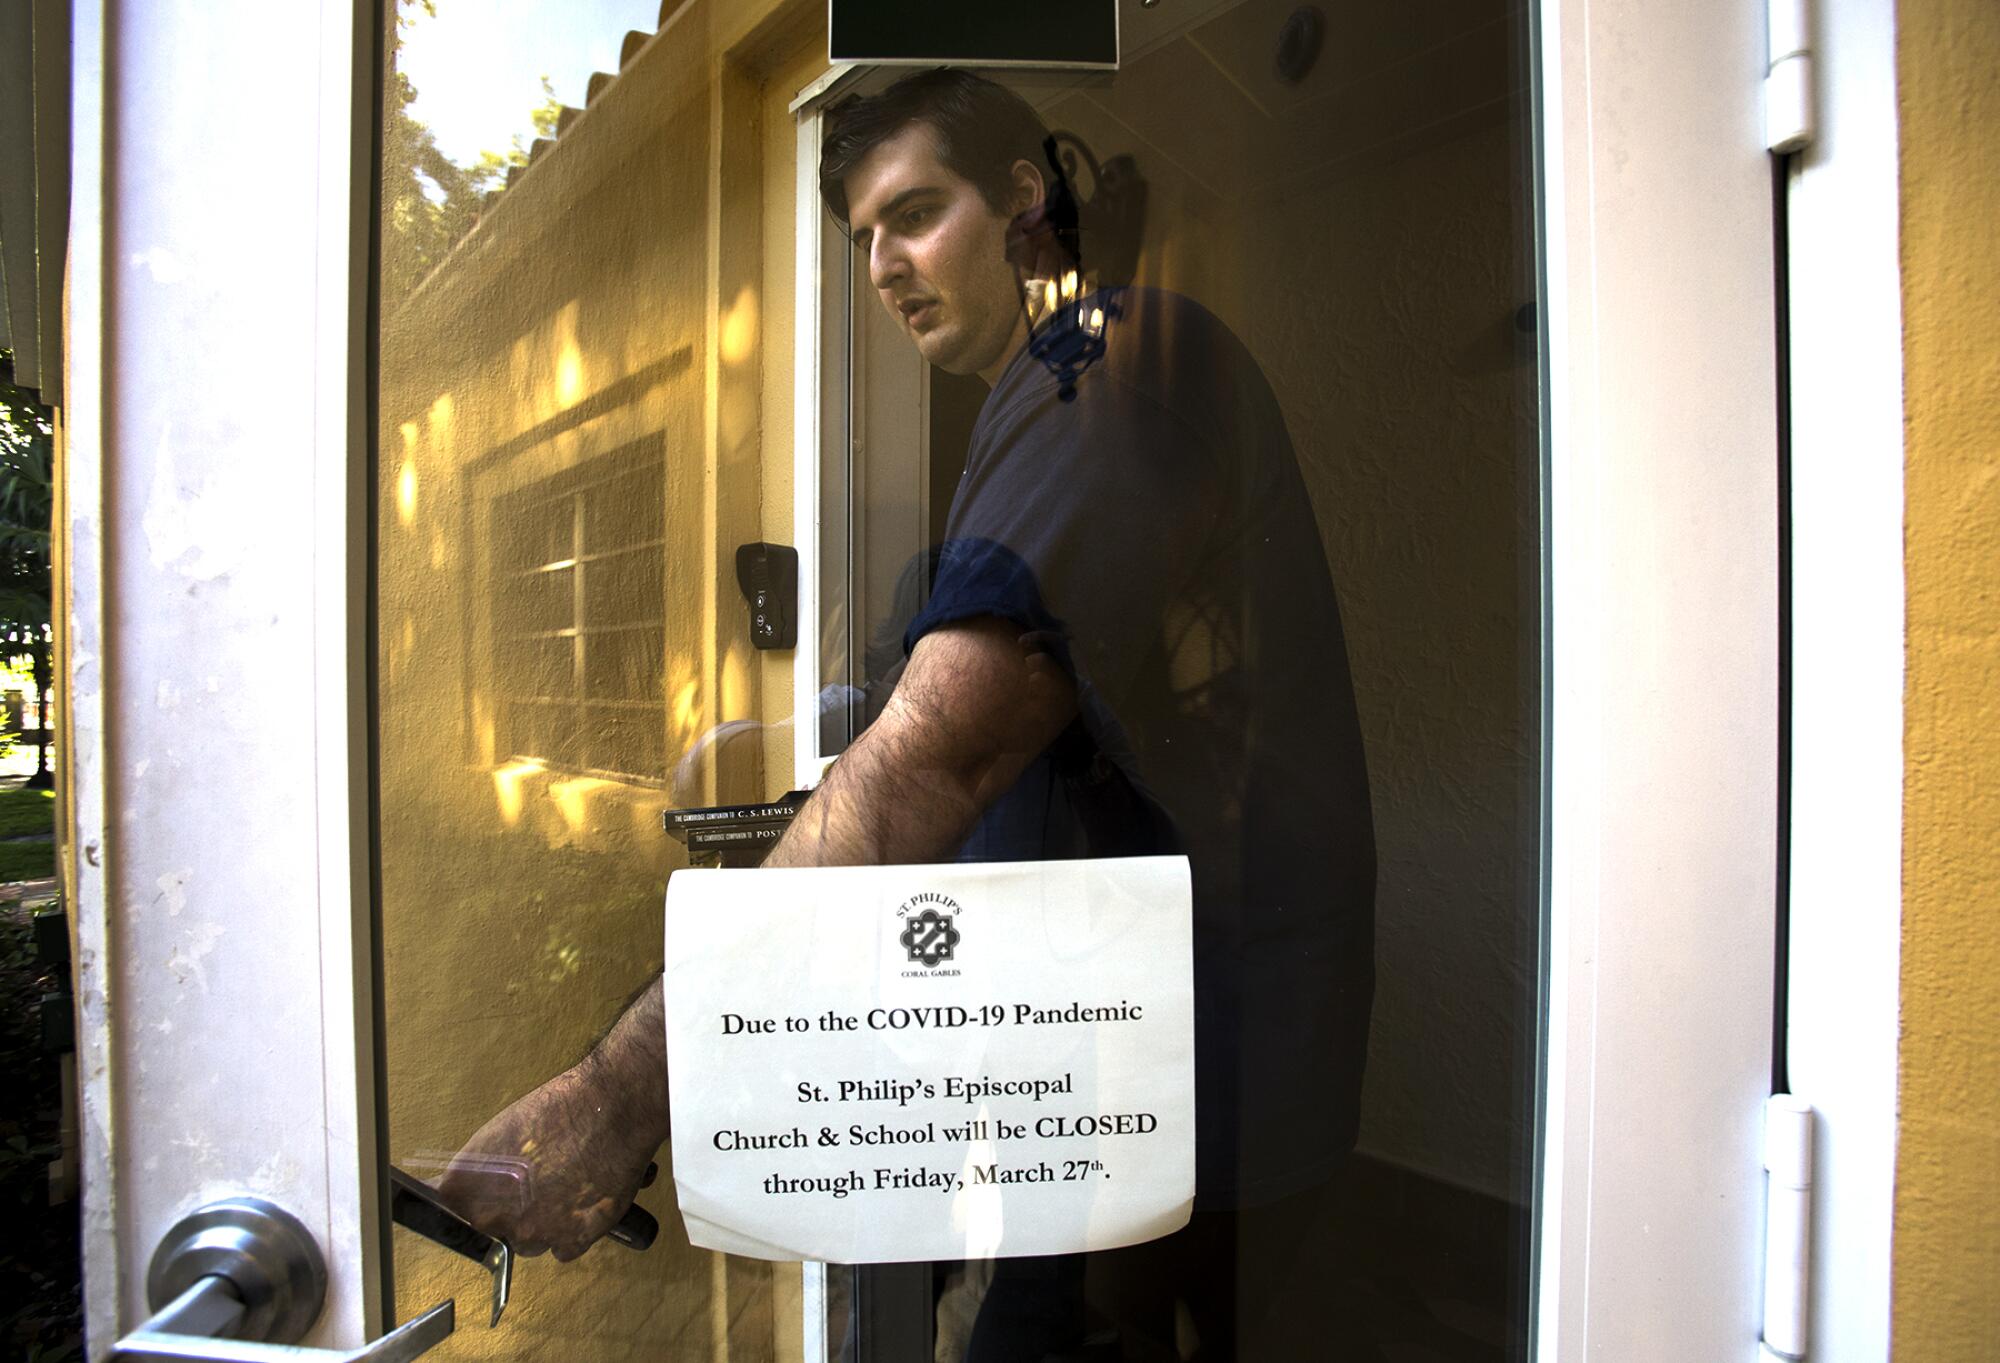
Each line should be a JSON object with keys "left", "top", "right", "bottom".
{"left": 902, "top": 207, "right": 932, "bottom": 229}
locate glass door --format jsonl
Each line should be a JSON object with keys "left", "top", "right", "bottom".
{"left": 368, "top": 0, "right": 1782, "bottom": 1357}
{"left": 65, "top": 0, "right": 1782, "bottom": 1359}
{"left": 378, "top": 0, "right": 1549, "bottom": 1355}
{"left": 796, "top": 14, "right": 1543, "bottom": 1358}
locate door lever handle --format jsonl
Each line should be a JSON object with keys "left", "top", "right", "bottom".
{"left": 386, "top": 1161, "right": 660, "bottom": 1326}
{"left": 387, "top": 1169, "right": 511, "bottom": 1328}
{"left": 116, "top": 1283, "right": 452, "bottom": 1363}
{"left": 112, "top": 1198, "right": 455, "bottom": 1363}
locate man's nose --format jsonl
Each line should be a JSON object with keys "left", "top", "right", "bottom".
{"left": 868, "top": 238, "right": 908, "bottom": 292}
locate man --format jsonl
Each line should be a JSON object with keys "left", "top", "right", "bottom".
{"left": 447, "top": 68, "right": 1375, "bottom": 1358}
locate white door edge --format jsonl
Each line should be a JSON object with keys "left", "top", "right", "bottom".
{"left": 1779, "top": 0, "right": 1906, "bottom": 1355}
{"left": 310, "top": 0, "right": 384, "bottom": 1340}
{"left": 1536, "top": 0, "right": 1783, "bottom": 1353}
{"left": 66, "top": 0, "right": 117, "bottom": 1350}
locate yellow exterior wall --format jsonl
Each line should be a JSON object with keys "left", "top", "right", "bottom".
{"left": 1895, "top": 0, "right": 2000, "bottom": 1353}
{"left": 374, "top": 2, "right": 820, "bottom": 1356}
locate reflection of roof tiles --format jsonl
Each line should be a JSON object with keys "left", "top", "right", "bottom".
{"left": 461, "top": 0, "right": 688, "bottom": 236}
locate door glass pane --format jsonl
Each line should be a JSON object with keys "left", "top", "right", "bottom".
{"left": 375, "top": 1, "right": 808, "bottom": 1357}
{"left": 375, "top": 1, "right": 1542, "bottom": 1360}
{"left": 810, "top": 14, "right": 1543, "bottom": 1362}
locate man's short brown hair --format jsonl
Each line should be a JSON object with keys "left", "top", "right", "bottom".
{"left": 818, "top": 69, "right": 1050, "bottom": 232}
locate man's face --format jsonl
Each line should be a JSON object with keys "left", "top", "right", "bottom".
{"left": 841, "top": 123, "right": 1029, "bottom": 382}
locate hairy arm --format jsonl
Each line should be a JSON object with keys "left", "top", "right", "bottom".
{"left": 444, "top": 617, "right": 1074, "bottom": 1257}
{"left": 766, "top": 615, "right": 1077, "bottom": 867}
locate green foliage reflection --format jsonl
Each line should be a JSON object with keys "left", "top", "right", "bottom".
{"left": 0, "top": 354, "right": 52, "bottom": 791}
{"left": 380, "top": 0, "right": 565, "bottom": 312}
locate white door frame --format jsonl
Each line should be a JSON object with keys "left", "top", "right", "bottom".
{"left": 68, "top": 0, "right": 381, "bottom": 1353}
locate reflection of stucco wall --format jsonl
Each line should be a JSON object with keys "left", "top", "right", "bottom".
{"left": 1895, "top": 0, "right": 2000, "bottom": 1354}
{"left": 374, "top": 2, "right": 817, "bottom": 1357}
{"left": 378, "top": 45, "right": 711, "bottom": 1144}
{"left": 1247, "top": 120, "right": 1539, "bottom": 1201}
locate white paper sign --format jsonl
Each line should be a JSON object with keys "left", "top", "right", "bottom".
{"left": 662, "top": 856, "right": 1194, "bottom": 1263}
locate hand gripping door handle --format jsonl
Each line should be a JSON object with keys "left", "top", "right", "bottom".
{"left": 386, "top": 1160, "right": 660, "bottom": 1327}
{"left": 112, "top": 1198, "right": 455, "bottom": 1363}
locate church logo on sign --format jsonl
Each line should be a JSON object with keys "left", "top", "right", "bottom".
{"left": 895, "top": 892, "right": 963, "bottom": 970}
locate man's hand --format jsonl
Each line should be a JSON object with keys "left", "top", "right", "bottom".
{"left": 438, "top": 982, "right": 669, "bottom": 1261}
{"left": 438, "top": 617, "right": 1067, "bottom": 1259}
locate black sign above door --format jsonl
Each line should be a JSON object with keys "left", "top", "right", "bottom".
{"left": 829, "top": 0, "right": 1119, "bottom": 68}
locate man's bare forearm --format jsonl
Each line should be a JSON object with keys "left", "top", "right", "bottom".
{"left": 578, "top": 739, "right": 967, "bottom": 1148}
{"left": 767, "top": 620, "right": 1069, "bottom": 867}
{"left": 585, "top": 620, "right": 1073, "bottom": 1137}
{"left": 586, "top": 710, "right": 984, "bottom": 1134}
{"left": 582, "top": 975, "right": 670, "bottom": 1149}
{"left": 762, "top": 697, "right": 986, "bottom": 867}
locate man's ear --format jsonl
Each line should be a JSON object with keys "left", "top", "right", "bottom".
{"left": 1006, "top": 157, "right": 1047, "bottom": 216}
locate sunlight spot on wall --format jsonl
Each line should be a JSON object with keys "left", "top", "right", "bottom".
{"left": 471, "top": 691, "right": 495, "bottom": 766}
{"left": 548, "top": 775, "right": 614, "bottom": 834}
{"left": 541, "top": 927, "right": 584, "bottom": 985}
{"left": 509, "top": 329, "right": 533, "bottom": 392}
{"left": 396, "top": 460, "right": 419, "bottom": 527}
{"left": 720, "top": 385, "right": 757, "bottom": 454}
{"left": 673, "top": 679, "right": 700, "bottom": 737}
{"left": 491, "top": 758, "right": 545, "bottom": 828}
{"left": 556, "top": 341, "right": 586, "bottom": 407}
{"left": 720, "top": 285, "right": 759, "bottom": 367}
{"left": 401, "top": 616, "right": 415, "bottom": 657}
{"left": 539, "top": 298, "right": 586, "bottom": 414}
{"left": 425, "top": 392, "right": 456, "bottom": 461}
{"left": 721, "top": 646, "right": 749, "bottom": 719}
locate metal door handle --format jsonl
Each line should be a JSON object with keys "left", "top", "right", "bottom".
{"left": 112, "top": 1198, "right": 455, "bottom": 1363}
{"left": 386, "top": 1160, "right": 660, "bottom": 1328}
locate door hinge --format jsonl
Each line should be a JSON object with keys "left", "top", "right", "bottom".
{"left": 1767, "top": 0, "right": 1814, "bottom": 153}
{"left": 1760, "top": 1094, "right": 1814, "bottom": 1360}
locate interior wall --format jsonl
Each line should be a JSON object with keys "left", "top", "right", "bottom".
{"left": 1035, "top": 4, "right": 1540, "bottom": 1200}
{"left": 1894, "top": 0, "right": 2000, "bottom": 1354}
{"left": 1245, "top": 118, "right": 1539, "bottom": 1202}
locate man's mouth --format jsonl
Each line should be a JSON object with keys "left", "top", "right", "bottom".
{"left": 897, "top": 297, "right": 939, "bottom": 329}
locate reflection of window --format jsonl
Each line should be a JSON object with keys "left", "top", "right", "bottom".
{"left": 492, "top": 438, "right": 666, "bottom": 779}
